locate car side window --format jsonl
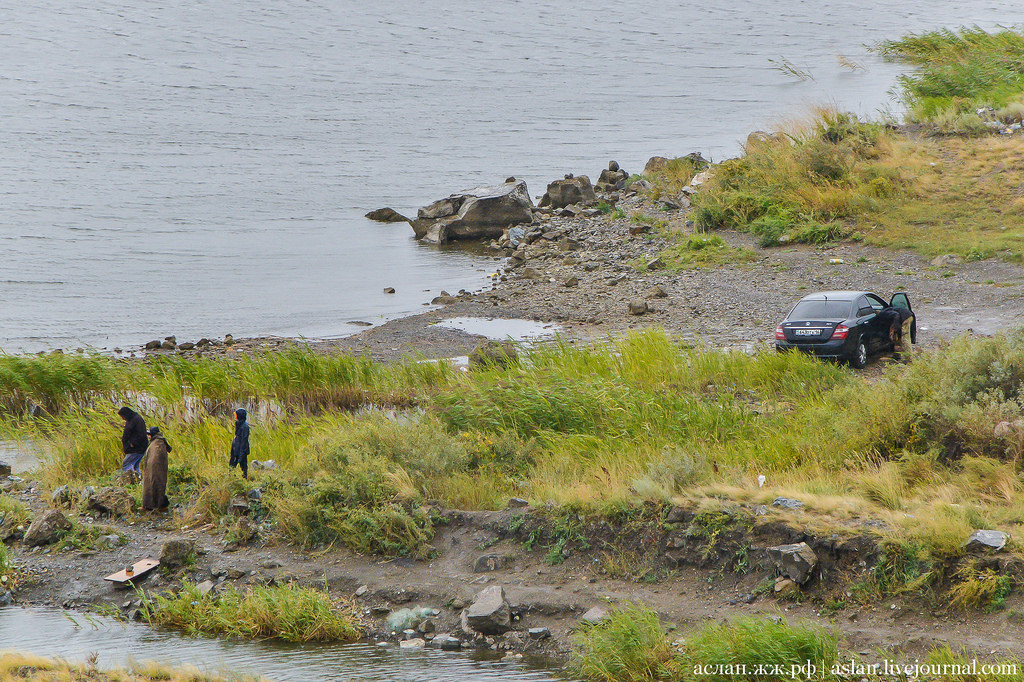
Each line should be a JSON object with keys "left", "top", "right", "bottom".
{"left": 855, "top": 296, "right": 873, "bottom": 318}
{"left": 867, "top": 294, "right": 886, "bottom": 311}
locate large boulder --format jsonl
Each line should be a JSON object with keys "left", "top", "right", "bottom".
{"left": 461, "top": 585, "right": 511, "bottom": 635}
{"left": 23, "top": 509, "right": 71, "bottom": 547}
{"left": 539, "top": 175, "right": 595, "bottom": 209}
{"left": 766, "top": 542, "right": 818, "bottom": 584}
{"left": 87, "top": 487, "right": 136, "bottom": 517}
{"left": 965, "top": 530, "right": 1008, "bottom": 552}
{"left": 411, "top": 179, "right": 534, "bottom": 244}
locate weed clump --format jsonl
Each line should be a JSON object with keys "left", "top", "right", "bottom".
{"left": 571, "top": 604, "right": 673, "bottom": 682}
{"left": 142, "top": 581, "right": 360, "bottom": 642}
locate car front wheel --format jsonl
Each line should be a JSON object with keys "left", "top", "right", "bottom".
{"left": 850, "top": 340, "right": 868, "bottom": 369}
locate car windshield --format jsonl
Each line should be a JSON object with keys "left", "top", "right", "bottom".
{"left": 788, "top": 299, "right": 851, "bottom": 321}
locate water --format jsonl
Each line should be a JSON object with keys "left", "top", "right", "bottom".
{"left": 0, "top": 1, "right": 1019, "bottom": 352}
{"left": 0, "top": 608, "right": 563, "bottom": 681}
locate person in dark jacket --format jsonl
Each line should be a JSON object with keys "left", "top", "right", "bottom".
{"left": 229, "top": 408, "right": 250, "bottom": 479}
{"left": 142, "top": 426, "right": 171, "bottom": 511}
{"left": 877, "top": 306, "right": 915, "bottom": 361}
{"left": 118, "top": 406, "right": 148, "bottom": 474}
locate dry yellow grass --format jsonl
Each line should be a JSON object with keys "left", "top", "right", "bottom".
{"left": 0, "top": 653, "right": 258, "bottom": 682}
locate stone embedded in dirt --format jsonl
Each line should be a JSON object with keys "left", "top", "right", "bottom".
{"left": 355, "top": 584, "right": 369, "bottom": 597}
{"left": 931, "top": 254, "right": 962, "bottom": 267}
{"left": 469, "top": 340, "right": 518, "bottom": 369}
{"left": 564, "top": 276, "right": 579, "bottom": 288}
{"left": 262, "top": 559, "right": 283, "bottom": 569}
{"left": 462, "top": 585, "right": 511, "bottom": 635}
{"left": 196, "top": 580, "right": 216, "bottom": 597}
{"left": 23, "top": 509, "right": 71, "bottom": 547}
{"left": 965, "top": 530, "right": 1008, "bottom": 552}
{"left": 365, "top": 207, "right": 410, "bottom": 223}
{"left": 160, "top": 538, "right": 196, "bottom": 571}
{"left": 766, "top": 542, "right": 818, "bottom": 584}
{"left": 628, "top": 300, "right": 651, "bottom": 316}
{"left": 87, "top": 487, "right": 136, "bottom": 517}
{"left": 0, "top": 461, "right": 10, "bottom": 477}
{"left": 473, "top": 554, "right": 507, "bottom": 573}
{"left": 400, "top": 638, "right": 426, "bottom": 649}
{"left": 507, "top": 498, "right": 529, "bottom": 509}
{"left": 774, "top": 577, "right": 799, "bottom": 597}
{"left": 178, "top": 342, "right": 195, "bottom": 351}
{"left": 580, "top": 606, "right": 608, "bottom": 624}
{"left": 646, "top": 257, "right": 665, "bottom": 270}
{"left": 629, "top": 223, "right": 652, "bottom": 236}
{"left": 665, "top": 506, "right": 688, "bottom": 524}
{"left": 528, "top": 627, "right": 552, "bottom": 640}
{"left": 98, "top": 534, "right": 121, "bottom": 550}
{"left": 144, "top": 340, "right": 161, "bottom": 350}
{"left": 771, "top": 497, "right": 805, "bottom": 510}
{"left": 649, "top": 285, "right": 669, "bottom": 299}
{"left": 539, "top": 175, "right": 595, "bottom": 209}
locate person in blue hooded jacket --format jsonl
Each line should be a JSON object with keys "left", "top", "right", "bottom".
{"left": 229, "top": 408, "right": 250, "bottom": 479}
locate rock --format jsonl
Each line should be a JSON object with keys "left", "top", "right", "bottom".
{"left": 50, "top": 485, "right": 73, "bottom": 507}
{"left": 252, "top": 459, "right": 279, "bottom": 471}
{"left": 462, "top": 585, "right": 511, "bottom": 635}
{"left": 473, "top": 555, "right": 506, "bottom": 573}
{"left": 196, "top": 338, "right": 212, "bottom": 347}
{"left": 507, "top": 498, "right": 529, "bottom": 509}
{"left": 521, "top": 267, "right": 543, "bottom": 280}
{"left": 262, "top": 559, "right": 283, "bottom": 569}
{"left": 771, "top": 497, "right": 805, "bottom": 510}
{"left": 766, "top": 542, "right": 818, "bottom": 584}
{"left": 412, "top": 179, "right": 534, "bottom": 244}
{"left": 160, "top": 538, "right": 196, "bottom": 571}
{"left": 564, "top": 276, "right": 579, "bottom": 288}
{"left": 23, "top": 509, "right": 71, "bottom": 547}
{"left": 0, "top": 590, "right": 12, "bottom": 606}
{"left": 774, "top": 577, "right": 799, "bottom": 597}
{"left": 0, "top": 462, "right": 10, "bottom": 477}
{"left": 661, "top": 197, "right": 682, "bottom": 210}
{"left": 627, "top": 178, "right": 653, "bottom": 193}
{"left": 644, "top": 156, "right": 670, "bottom": 174}
{"left": 196, "top": 580, "right": 216, "bottom": 596}
{"left": 144, "top": 340, "right": 161, "bottom": 350}
{"left": 646, "top": 257, "right": 664, "bottom": 270}
{"left": 355, "top": 585, "right": 369, "bottom": 597}
{"left": 400, "top": 638, "right": 426, "bottom": 649}
{"left": 178, "top": 342, "right": 195, "bottom": 351}
{"left": 365, "top": 207, "right": 410, "bottom": 223}
{"left": 98, "top": 534, "right": 121, "bottom": 550}
{"left": 746, "top": 131, "right": 789, "bottom": 150}
{"left": 430, "top": 634, "right": 463, "bottom": 651}
{"left": 608, "top": 160, "right": 620, "bottom": 172}
{"left": 628, "top": 301, "right": 651, "bottom": 316}
{"left": 508, "top": 226, "right": 527, "bottom": 247}
{"left": 86, "top": 487, "right": 136, "bottom": 517}
{"left": 418, "top": 619, "right": 436, "bottom": 634}
{"left": 580, "top": 606, "right": 608, "bottom": 624}
{"left": 383, "top": 287, "right": 396, "bottom": 294}
{"left": 965, "top": 530, "right": 1008, "bottom": 552}
{"left": 229, "top": 495, "right": 250, "bottom": 516}
{"left": 690, "top": 169, "right": 713, "bottom": 187}
{"left": 583, "top": 262, "right": 600, "bottom": 272}
{"left": 528, "top": 627, "right": 551, "bottom": 640}
{"left": 469, "top": 340, "right": 518, "bottom": 369}
{"left": 596, "top": 162, "right": 628, "bottom": 192}
{"left": 224, "top": 334, "right": 235, "bottom": 346}
{"left": 665, "top": 506, "right": 688, "bottom": 524}
{"left": 995, "top": 421, "right": 1013, "bottom": 437}
{"left": 539, "top": 176, "right": 596, "bottom": 209}
{"left": 931, "top": 254, "right": 962, "bottom": 267}
{"left": 648, "top": 285, "right": 668, "bottom": 299}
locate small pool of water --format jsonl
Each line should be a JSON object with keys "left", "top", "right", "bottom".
{"left": 0, "top": 608, "right": 565, "bottom": 682}
{"left": 434, "top": 317, "right": 560, "bottom": 341}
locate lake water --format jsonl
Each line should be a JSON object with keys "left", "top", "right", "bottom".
{"left": 0, "top": 1, "right": 1019, "bottom": 352}
{"left": 0, "top": 607, "right": 563, "bottom": 682}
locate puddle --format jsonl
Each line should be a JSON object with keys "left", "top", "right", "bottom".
{"left": 434, "top": 317, "right": 560, "bottom": 342}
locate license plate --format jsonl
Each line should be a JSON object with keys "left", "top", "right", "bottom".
{"left": 793, "top": 329, "right": 818, "bottom": 336}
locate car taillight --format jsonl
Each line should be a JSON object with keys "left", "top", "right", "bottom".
{"left": 775, "top": 325, "right": 785, "bottom": 340}
{"left": 830, "top": 324, "right": 849, "bottom": 340}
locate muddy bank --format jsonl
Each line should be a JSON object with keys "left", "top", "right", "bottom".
{"left": 3, "top": 476, "right": 1023, "bottom": 664}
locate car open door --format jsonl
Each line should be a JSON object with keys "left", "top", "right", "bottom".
{"left": 889, "top": 292, "right": 916, "bottom": 344}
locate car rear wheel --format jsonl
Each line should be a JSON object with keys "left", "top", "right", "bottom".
{"left": 850, "top": 340, "right": 868, "bottom": 369}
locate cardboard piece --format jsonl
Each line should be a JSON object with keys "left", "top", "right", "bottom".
{"left": 104, "top": 558, "right": 160, "bottom": 584}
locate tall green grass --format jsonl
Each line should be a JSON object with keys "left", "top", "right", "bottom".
{"left": 142, "top": 581, "right": 360, "bottom": 642}
{"left": 877, "top": 27, "right": 1024, "bottom": 124}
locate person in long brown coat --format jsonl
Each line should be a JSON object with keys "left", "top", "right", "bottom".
{"left": 142, "top": 426, "right": 171, "bottom": 511}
